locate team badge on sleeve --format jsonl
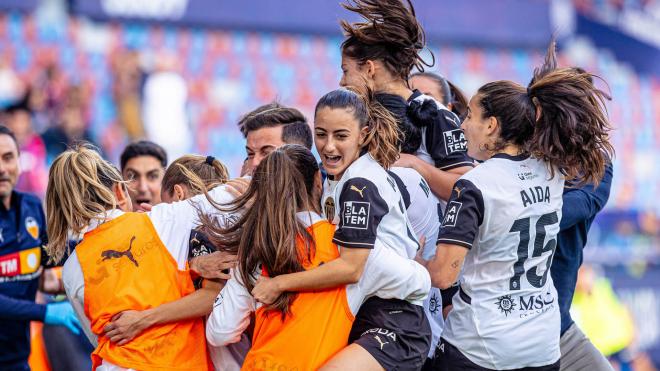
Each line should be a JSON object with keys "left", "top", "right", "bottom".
{"left": 25, "top": 217, "right": 39, "bottom": 240}
{"left": 443, "top": 129, "right": 468, "bottom": 154}
{"left": 442, "top": 201, "right": 462, "bottom": 227}
{"left": 341, "top": 201, "right": 370, "bottom": 230}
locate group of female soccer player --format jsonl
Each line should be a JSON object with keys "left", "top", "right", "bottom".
{"left": 42, "top": 0, "right": 614, "bottom": 370}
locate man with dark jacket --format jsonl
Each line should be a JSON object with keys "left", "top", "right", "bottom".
{"left": 0, "top": 125, "right": 80, "bottom": 370}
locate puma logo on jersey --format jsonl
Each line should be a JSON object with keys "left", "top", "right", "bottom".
{"left": 101, "top": 236, "right": 139, "bottom": 267}
{"left": 453, "top": 186, "right": 464, "bottom": 198}
{"left": 350, "top": 185, "right": 367, "bottom": 198}
{"left": 374, "top": 335, "right": 389, "bottom": 350}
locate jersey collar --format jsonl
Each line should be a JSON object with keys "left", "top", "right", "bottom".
{"left": 492, "top": 153, "right": 530, "bottom": 161}
{"left": 85, "top": 209, "right": 125, "bottom": 234}
{"left": 296, "top": 211, "right": 323, "bottom": 227}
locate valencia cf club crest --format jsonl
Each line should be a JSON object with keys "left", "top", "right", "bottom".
{"left": 324, "top": 197, "right": 336, "bottom": 223}
{"left": 25, "top": 217, "right": 39, "bottom": 240}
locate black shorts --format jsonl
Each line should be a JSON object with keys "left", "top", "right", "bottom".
{"left": 349, "top": 297, "right": 432, "bottom": 371}
{"left": 433, "top": 338, "right": 560, "bottom": 371}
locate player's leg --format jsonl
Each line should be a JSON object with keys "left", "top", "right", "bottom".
{"left": 324, "top": 297, "right": 431, "bottom": 371}
{"left": 433, "top": 338, "right": 493, "bottom": 371}
{"left": 320, "top": 343, "right": 384, "bottom": 371}
{"left": 559, "top": 323, "right": 614, "bottom": 371}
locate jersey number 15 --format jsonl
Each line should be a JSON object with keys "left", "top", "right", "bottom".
{"left": 508, "top": 211, "right": 559, "bottom": 290}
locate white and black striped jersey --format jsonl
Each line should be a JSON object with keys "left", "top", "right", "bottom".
{"left": 388, "top": 167, "right": 441, "bottom": 260}
{"left": 438, "top": 153, "right": 563, "bottom": 369}
{"left": 389, "top": 167, "right": 444, "bottom": 358}
{"left": 408, "top": 90, "right": 474, "bottom": 171}
{"left": 321, "top": 153, "right": 419, "bottom": 260}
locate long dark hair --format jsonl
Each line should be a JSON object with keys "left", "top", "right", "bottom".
{"left": 476, "top": 41, "right": 614, "bottom": 184}
{"left": 197, "top": 145, "right": 320, "bottom": 317}
{"left": 340, "top": 0, "right": 433, "bottom": 82}
{"left": 315, "top": 87, "right": 401, "bottom": 168}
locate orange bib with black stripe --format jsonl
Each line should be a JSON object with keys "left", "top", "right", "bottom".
{"left": 242, "top": 220, "right": 354, "bottom": 371}
{"left": 76, "top": 212, "right": 210, "bottom": 371}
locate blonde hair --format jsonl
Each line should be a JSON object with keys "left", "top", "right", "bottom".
{"left": 45, "top": 144, "right": 126, "bottom": 263}
{"left": 161, "top": 155, "right": 229, "bottom": 198}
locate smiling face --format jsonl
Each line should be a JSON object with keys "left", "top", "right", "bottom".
{"left": 314, "top": 107, "right": 367, "bottom": 180}
{"left": 462, "top": 94, "right": 497, "bottom": 161}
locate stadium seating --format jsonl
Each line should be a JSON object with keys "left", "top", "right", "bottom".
{"left": 0, "top": 11, "right": 657, "bottom": 231}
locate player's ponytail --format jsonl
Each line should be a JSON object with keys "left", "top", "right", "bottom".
{"left": 475, "top": 41, "right": 614, "bottom": 184}
{"left": 340, "top": 0, "right": 433, "bottom": 81}
{"left": 316, "top": 87, "right": 401, "bottom": 168}
{"left": 198, "top": 145, "right": 320, "bottom": 318}
{"left": 161, "top": 154, "right": 229, "bottom": 199}
{"left": 526, "top": 43, "right": 614, "bottom": 184}
{"left": 45, "top": 143, "right": 126, "bottom": 263}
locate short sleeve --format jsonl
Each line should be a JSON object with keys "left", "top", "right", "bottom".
{"left": 347, "top": 244, "right": 431, "bottom": 313}
{"left": 436, "top": 179, "right": 484, "bottom": 249}
{"left": 149, "top": 185, "right": 237, "bottom": 269}
{"left": 206, "top": 269, "right": 255, "bottom": 347}
{"left": 332, "top": 178, "right": 389, "bottom": 249}
{"left": 424, "top": 108, "right": 474, "bottom": 170}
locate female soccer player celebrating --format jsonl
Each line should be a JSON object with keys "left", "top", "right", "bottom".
{"left": 336, "top": 0, "right": 473, "bottom": 202}
{"left": 334, "top": 2, "right": 473, "bottom": 361}
{"left": 204, "top": 144, "right": 430, "bottom": 370}
{"left": 252, "top": 88, "right": 432, "bottom": 370}
{"left": 46, "top": 145, "right": 238, "bottom": 370}
{"left": 427, "top": 44, "right": 614, "bottom": 370}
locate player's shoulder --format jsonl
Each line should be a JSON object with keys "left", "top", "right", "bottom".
{"left": 409, "top": 90, "right": 460, "bottom": 127}
{"left": 458, "top": 163, "right": 491, "bottom": 186}
{"left": 389, "top": 166, "right": 423, "bottom": 183}
{"left": 341, "top": 156, "right": 393, "bottom": 192}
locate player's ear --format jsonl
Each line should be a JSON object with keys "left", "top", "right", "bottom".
{"left": 358, "top": 125, "right": 369, "bottom": 147}
{"left": 486, "top": 116, "right": 499, "bottom": 137}
{"left": 173, "top": 184, "right": 187, "bottom": 201}
{"left": 114, "top": 183, "right": 133, "bottom": 212}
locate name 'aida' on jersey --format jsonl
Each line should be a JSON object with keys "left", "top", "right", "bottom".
{"left": 521, "top": 186, "right": 551, "bottom": 208}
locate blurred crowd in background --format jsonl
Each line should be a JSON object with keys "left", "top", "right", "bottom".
{"left": 0, "top": 0, "right": 658, "bottom": 369}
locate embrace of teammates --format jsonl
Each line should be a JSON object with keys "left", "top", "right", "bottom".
{"left": 13, "top": 0, "right": 616, "bottom": 370}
